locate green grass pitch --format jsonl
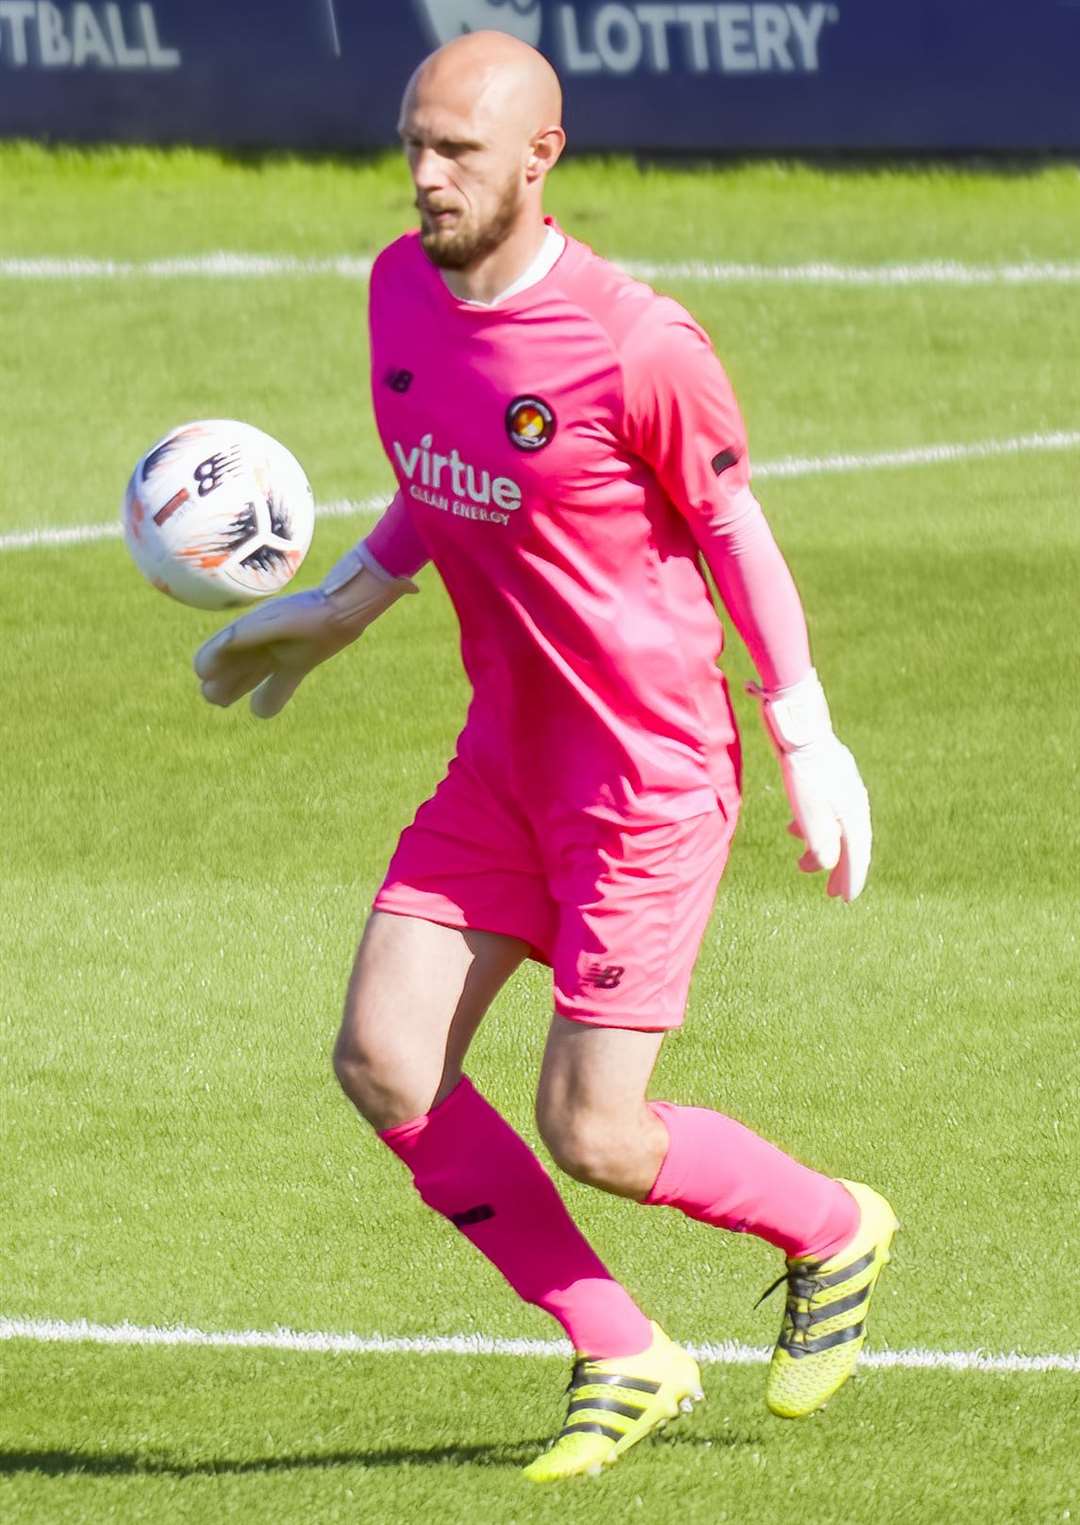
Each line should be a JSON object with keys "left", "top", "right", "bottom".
{"left": 1, "top": 146, "right": 1077, "bottom": 1522}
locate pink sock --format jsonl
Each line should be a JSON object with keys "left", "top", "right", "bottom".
{"left": 647, "top": 1102, "right": 858, "bottom": 1260}
{"left": 381, "top": 1077, "right": 653, "bottom": 1358}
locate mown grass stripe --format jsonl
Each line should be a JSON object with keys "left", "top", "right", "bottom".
{"left": 2, "top": 1316, "right": 1077, "bottom": 1374}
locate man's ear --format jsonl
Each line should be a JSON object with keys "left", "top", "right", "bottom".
{"left": 527, "top": 125, "right": 566, "bottom": 182}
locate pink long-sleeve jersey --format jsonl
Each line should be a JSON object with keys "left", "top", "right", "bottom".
{"left": 367, "top": 223, "right": 807, "bottom": 824}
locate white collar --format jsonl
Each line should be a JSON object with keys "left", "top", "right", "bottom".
{"left": 452, "top": 226, "right": 566, "bottom": 308}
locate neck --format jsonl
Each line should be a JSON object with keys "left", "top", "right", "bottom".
{"left": 440, "top": 213, "right": 549, "bottom": 304}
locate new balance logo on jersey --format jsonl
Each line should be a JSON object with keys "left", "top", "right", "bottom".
{"left": 392, "top": 431, "right": 522, "bottom": 525}
{"left": 582, "top": 963, "right": 625, "bottom": 990}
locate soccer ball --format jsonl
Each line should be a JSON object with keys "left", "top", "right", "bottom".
{"left": 123, "top": 419, "right": 315, "bottom": 610}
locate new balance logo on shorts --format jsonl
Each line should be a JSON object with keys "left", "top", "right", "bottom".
{"left": 582, "top": 963, "right": 625, "bottom": 990}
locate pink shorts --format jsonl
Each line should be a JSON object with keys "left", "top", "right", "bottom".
{"left": 373, "top": 755, "right": 739, "bottom": 1030}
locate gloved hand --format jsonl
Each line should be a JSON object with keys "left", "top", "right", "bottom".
{"left": 194, "top": 545, "right": 416, "bottom": 719}
{"left": 748, "top": 668, "right": 871, "bottom": 902}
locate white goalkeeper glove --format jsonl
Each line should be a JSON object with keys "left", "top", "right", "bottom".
{"left": 194, "top": 544, "right": 416, "bottom": 718}
{"left": 748, "top": 668, "right": 871, "bottom": 902}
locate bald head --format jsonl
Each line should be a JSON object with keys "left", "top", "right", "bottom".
{"left": 399, "top": 31, "right": 565, "bottom": 274}
{"left": 407, "top": 30, "right": 562, "bottom": 144}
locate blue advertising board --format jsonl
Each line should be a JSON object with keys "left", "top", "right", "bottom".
{"left": 0, "top": 1, "right": 1078, "bottom": 152}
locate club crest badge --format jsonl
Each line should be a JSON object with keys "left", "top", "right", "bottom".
{"left": 506, "top": 395, "right": 556, "bottom": 451}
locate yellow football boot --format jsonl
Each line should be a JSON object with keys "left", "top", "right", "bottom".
{"left": 762, "top": 1179, "right": 898, "bottom": 1419}
{"left": 522, "top": 1322, "right": 703, "bottom": 1482}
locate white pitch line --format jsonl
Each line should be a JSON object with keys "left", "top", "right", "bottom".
{"left": 4, "top": 254, "right": 1080, "bottom": 286}
{"left": 2, "top": 1316, "right": 1077, "bottom": 1375}
{"left": 310, "top": 495, "right": 386, "bottom": 522}
{"left": 2, "top": 428, "right": 1077, "bottom": 556}
{"left": 0, "top": 520, "right": 124, "bottom": 551}
{"left": 751, "top": 428, "right": 1080, "bottom": 480}
{"left": 621, "top": 258, "right": 1080, "bottom": 286}
{"left": 0, "top": 254, "right": 375, "bottom": 280}
{"left": 0, "top": 495, "right": 387, "bottom": 553}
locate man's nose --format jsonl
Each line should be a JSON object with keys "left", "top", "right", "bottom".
{"left": 411, "top": 146, "right": 448, "bottom": 193}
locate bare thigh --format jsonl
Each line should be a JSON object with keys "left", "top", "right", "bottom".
{"left": 535, "top": 1016, "right": 670, "bottom": 1200}
{"left": 332, "top": 911, "right": 528, "bottom": 1131}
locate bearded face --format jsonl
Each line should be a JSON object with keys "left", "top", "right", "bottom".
{"left": 417, "top": 169, "right": 524, "bottom": 271}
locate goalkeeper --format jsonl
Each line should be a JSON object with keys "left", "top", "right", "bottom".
{"left": 196, "top": 28, "right": 895, "bottom": 1483}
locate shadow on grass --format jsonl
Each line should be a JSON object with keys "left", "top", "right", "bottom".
{"left": 2, "top": 1429, "right": 745, "bottom": 1478}
{"left": 2, "top": 1443, "right": 545, "bottom": 1476}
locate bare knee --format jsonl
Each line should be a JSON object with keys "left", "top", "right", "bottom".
{"left": 332, "top": 918, "right": 448, "bottom": 1131}
{"left": 536, "top": 1098, "right": 662, "bottom": 1199}
{"left": 332, "top": 1014, "right": 439, "bottom": 1133}
{"left": 333, "top": 912, "right": 523, "bottom": 1133}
